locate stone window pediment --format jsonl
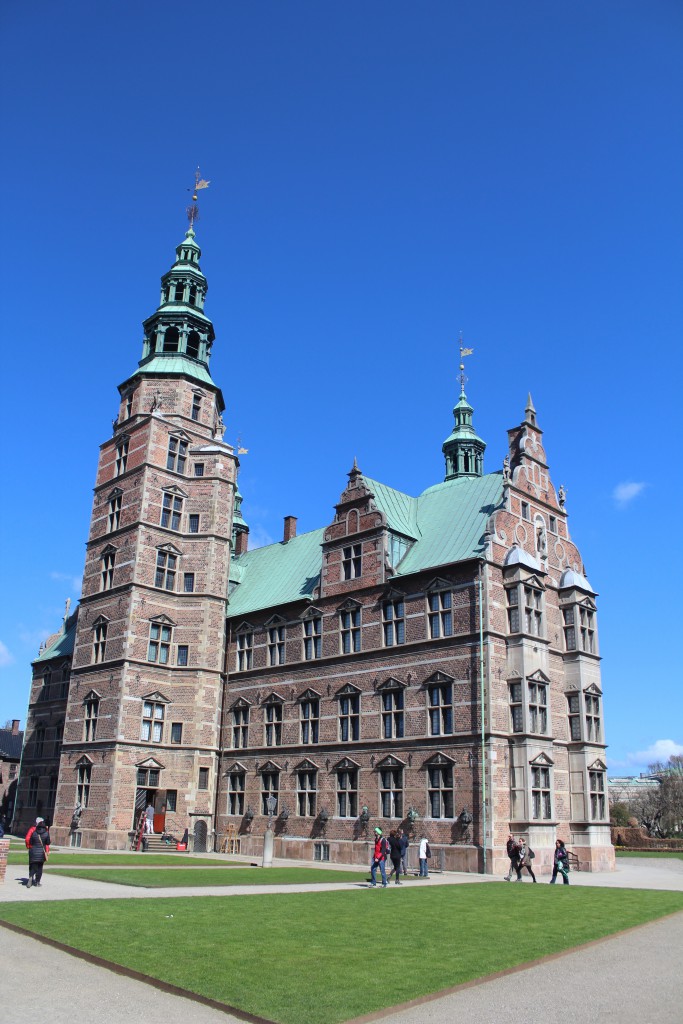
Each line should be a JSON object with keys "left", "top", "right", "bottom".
{"left": 294, "top": 757, "right": 319, "bottom": 772}
{"left": 230, "top": 697, "right": 252, "bottom": 710}
{"left": 265, "top": 614, "right": 286, "bottom": 627}
{"left": 101, "top": 543, "right": 117, "bottom": 556}
{"left": 141, "top": 690, "right": 171, "bottom": 704}
{"left": 135, "top": 756, "right": 165, "bottom": 770}
{"left": 298, "top": 687, "right": 322, "bottom": 702}
{"left": 337, "top": 598, "right": 362, "bottom": 613}
{"left": 588, "top": 758, "right": 607, "bottom": 772}
{"left": 258, "top": 760, "right": 282, "bottom": 774}
{"left": 74, "top": 754, "right": 95, "bottom": 768}
{"left": 224, "top": 760, "right": 247, "bottom": 774}
{"left": 262, "top": 692, "right": 286, "bottom": 706}
{"left": 234, "top": 621, "right": 254, "bottom": 634}
{"left": 333, "top": 756, "right": 361, "bottom": 772}
{"left": 376, "top": 754, "right": 406, "bottom": 770}
{"left": 529, "top": 752, "right": 554, "bottom": 767}
{"left": 82, "top": 689, "right": 102, "bottom": 703}
{"left": 107, "top": 486, "right": 123, "bottom": 500}
{"left": 422, "top": 670, "right": 454, "bottom": 688}
{"left": 381, "top": 586, "right": 405, "bottom": 602}
{"left": 527, "top": 669, "right": 550, "bottom": 684}
{"left": 425, "top": 576, "right": 452, "bottom": 593}
{"left": 156, "top": 542, "right": 183, "bottom": 556}
{"left": 149, "top": 614, "right": 176, "bottom": 627}
{"left": 336, "top": 683, "right": 361, "bottom": 698}
{"left": 161, "top": 484, "right": 189, "bottom": 498}
{"left": 376, "top": 676, "right": 406, "bottom": 693}
{"left": 579, "top": 597, "right": 597, "bottom": 612}
{"left": 423, "top": 751, "right": 455, "bottom": 768}
{"left": 301, "top": 606, "right": 323, "bottom": 621}
{"left": 168, "top": 428, "right": 192, "bottom": 442}
{"left": 583, "top": 683, "right": 603, "bottom": 696}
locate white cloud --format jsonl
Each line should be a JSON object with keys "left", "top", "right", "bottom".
{"left": 613, "top": 481, "right": 646, "bottom": 508}
{"left": 248, "top": 525, "right": 276, "bottom": 550}
{"left": 18, "top": 627, "right": 52, "bottom": 649}
{"left": 631, "top": 739, "right": 683, "bottom": 765}
{"left": 0, "top": 640, "right": 14, "bottom": 668}
{"left": 50, "top": 571, "right": 82, "bottom": 595}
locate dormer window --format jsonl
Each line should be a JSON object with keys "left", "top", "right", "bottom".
{"left": 342, "top": 544, "right": 362, "bottom": 580}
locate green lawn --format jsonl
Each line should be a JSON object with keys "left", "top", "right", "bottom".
{"left": 1, "top": 886, "right": 681, "bottom": 1024}
{"left": 7, "top": 851, "right": 240, "bottom": 867}
{"left": 615, "top": 850, "right": 683, "bottom": 860}
{"left": 50, "top": 865, "right": 368, "bottom": 887}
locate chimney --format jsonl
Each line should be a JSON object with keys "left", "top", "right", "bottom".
{"left": 283, "top": 516, "right": 297, "bottom": 543}
{"left": 234, "top": 530, "right": 248, "bottom": 556}
{"left": 11, "top": 719, "right": 20, "bottom": 735}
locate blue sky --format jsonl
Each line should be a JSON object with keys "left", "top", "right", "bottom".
{"left": 1, "top": 1, "right": 681, "bottom": 774}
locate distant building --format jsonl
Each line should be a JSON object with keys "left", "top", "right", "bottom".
{"left": 15, "top": 222, "right": 614, "bottom": 872}
{"left": 0, "top": 720, "right": 23, "bottom": 826}
{"left": 608, "top": 775, "right": 660, "bottom": 805}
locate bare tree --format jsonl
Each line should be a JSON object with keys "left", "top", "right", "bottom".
{"left": 649, "top": 755, "right": 683, "bottom": 836}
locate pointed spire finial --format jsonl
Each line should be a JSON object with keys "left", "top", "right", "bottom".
{"left": 458, "top": 332, "right": 474, "bottom": 394}
{"left": 525, "top": 392, "right": 536, "bottom": 425}
{"left": 186, "top": 166, "right": 210, "bottom": 229}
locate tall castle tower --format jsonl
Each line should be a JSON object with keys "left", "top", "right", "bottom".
{"left": 49, "top": 219, "right": 237, "bottom": 848}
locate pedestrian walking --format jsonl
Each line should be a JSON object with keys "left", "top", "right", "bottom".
{"left": 418, "top": 835, "right": 430, "bottom": 877}
{"left": 399, "top": 828, "right": 409, "bottom": 876}
{"left": 504, "top": 833, "right": 517, "bottom": 880}
{"left": 517, "top": 837, "right": 537, "bottom": 882}
{"left": 387, "top": 830, "right": 403, "bottom": 884}
{"left": 369, "top": 827, "right": 389, "bottom": 887}
{"left": 550, "top": 839, "right": 570, "bottom": 884}
{"left": 25, "top": 817, "right": 50, "bottom": 888}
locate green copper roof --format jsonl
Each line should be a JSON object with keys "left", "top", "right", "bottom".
{"left": 33, "top": 615, "right": 78, "bottom": 664}
{"left": 227, "top": 473, "right": 504, "bottom": 618}
{"left": 131, "top": 354, "right": 216, "bottom": 386}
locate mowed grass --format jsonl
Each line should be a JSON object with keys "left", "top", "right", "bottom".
{"left": 1, "top": 886, "right": 682, "bottom": 1024}
{"left": 615, "top": 850, "right": 683, "bottom": 860}
{"left": 49, "top": 865, "right": 368, "bottom": 887}
{"left": 7, "top": 852, "right": 239, "bottom": 867}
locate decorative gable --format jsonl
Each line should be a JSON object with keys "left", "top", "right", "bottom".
{"left": 588, "top": 758, "right": 607, "bottom": 772}
{"left": 336, "top": 683, "right": 361, "bottom": 697}
{"left": 376, "top": 754, "right": 406, "bottom": 769}
{"left": 529, "top": 752, "right": 554, "bottom": 767}
{"left": 333, "top": 755, "right": 361, "bottom": 771}
{"left": 298, "top": 687, "right": 322, "bottom": 702}
{"left": 294, "top": 757, "right": 320, "bottom": 772}
{"left": 262, "top": 692, "right": 285, "bottom": 706}
{"left": 149, "top": 614, "right": 176, "bottom": 627}
{"left": 337, "top": 598, "right": 362, "bottom": 613}
{"left": 82, "top": 689, "right": 102, "bottom": 703}
{"left": 224, "top": 760, "right": 247, "bottom": 774}
{"left": 135, "top": 756, "right": 165, "bottom": 770}
{"left": 141, "top": 690, "right": 171, "bottom": 704}
{"left": 423, "top": 751, "right": 455, "bottom": 767}
{"left": 376, "top": 676, "right": 406, "bottom": 693}
{"left": 422, "top": 670, "right": 454, "bottom": 688}
{"left": 527, "top": 669, "right": 550, "bottom": 684}
{"left": 230, "top": 697, "right": 252, "bottom": 710}
{"left": 258, "top": 760, "right": 282, "bottom": 773}
{"left": 74, "top": 754, "right": 94, "bottom": 767}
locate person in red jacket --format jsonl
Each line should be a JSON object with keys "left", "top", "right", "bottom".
{"left": 369, "top": 827, "right": 388, "bottom": 887}
{"left": 25, "top": 817, "right": 50, "bottom": 888}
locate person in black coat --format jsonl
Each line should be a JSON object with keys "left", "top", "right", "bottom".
{"left": 25, "top": 817, "right": 50, "bottom": 888}
{"left": 550, "top": 839, "right": 570, "bottom": 884}
{"left": 387, "top": 830, "right": 403, "bottom": 885}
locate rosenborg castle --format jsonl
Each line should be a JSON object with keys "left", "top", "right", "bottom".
{"left": 13, "top": 220, "right": 614, "bottom": 875}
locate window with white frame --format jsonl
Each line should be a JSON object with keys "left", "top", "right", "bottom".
{"left": 155, "top": 550, "right": 177, "bottom": 590}
{"left": 336, "top": 768, "right": 358, "bottom": 817}
{"left": 428, "top": 681, "right": 453, "bottom": 736}
{"left": 342, "top": 543, "right": 362, "bottom": 580}
{"left": 141, "top": 700, "right": 165, "bottom": 742}
{"left": 300, "top": 696, "right": 320, "bottom": 744}
{"left": 383, "top": 597, "right": 405, "bottom": 646}
{"left": 303, "top": 615, "right": 322, "bottom": 661}
{"left": 268, "top": 624, "right": 285, "bottom": 666}
{"left": 108, "top": 492, "right": 122, "bottom": 532}
{"left": 92, "top": 619, "right": 108, "bottom": 664}
{"left": 509, "top": 682, "right": 523, "bottom": 733}
{"left": 227, "top": 771, "right": 245, "bottom": 815}
{"left": 428, "top": 763, "right": 453, "bottom": 818}
{"left": 101, "top": 548, "right": 116, "bottom": 590}
{"left": 528, "top": 680, "right": 548, "bottom": 734}
{"left": 77, "top": 763, "right": 91, "bottom": 807}
{"left": 236, "top": 631, "right": 253, "bottom": 671}
{"left": 115, "top": 438, "right": 129, "bottom": 476}
{"left": 340, "top": 607, "right": 361, "bottom": 654}
{"left": 261, "top": 770, "right": 279, "bottom": 815}
{"left": 232, "top": 705, "right": 249, "bottom": 748}
{"left": 381, "top": 686, "right": 404, "bottom": 739}
{"left": 428, "top": 589, "right": 452, "bottom": 638}
{"left": 166, "top": 437, "right": 188, "bottom": 474}
{"left": 380, "top": 766, "right": 403, "bottom": 818}
{"left": 84, "top": 696, "right": 99, "bottom": 742}
{"left": 264, "top": 701, "right": 283, "bottom": 746}
{"left": 161, "top": 492, "right": 183, "bottom": 530}
{"left": 531, "top": 765, "right": 552, "bottom": 819}
{"left": 148, "top": 622, "right": 172, "bottom": 663}
{"left": 339, "top": 692, "right": 360, "bottom": 741}
{"left": 297, "top": 769, "right": 317, "bottom": 817}
{"left": 589, "top": 769, "right": 606, "bottom": 819}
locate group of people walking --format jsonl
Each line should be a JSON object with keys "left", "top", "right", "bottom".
{"left": 504, "top": 834, "right": 570, "bottom": 884}
{"left": 369, "top": 828, "right": 434, "bottom": 885}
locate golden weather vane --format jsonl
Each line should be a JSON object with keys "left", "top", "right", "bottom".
{"left": 458, "top": 332, "right": 474, "bottom": 392}
{"left": 186, "top": 166, "right": 211, "bottom": 228}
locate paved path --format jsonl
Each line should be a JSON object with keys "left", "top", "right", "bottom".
{"left": 1, "top": 856, "right": 682, "bottom": 1023}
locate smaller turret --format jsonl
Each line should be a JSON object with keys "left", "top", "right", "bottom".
{"left": 442, "top": 343, "right": 486, "bottom": 480}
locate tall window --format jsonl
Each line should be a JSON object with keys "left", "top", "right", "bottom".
{"left": 47, "top": 775, "right": 58, "bottom": 809}
{"left": 77, "top": 764, "right": 91, "bottom": 807}
{"left": 191, "top": 394, "right": 202, "bottom": 421}
{"left": 183, "top": 572, "right": 195, "bottom": 593}
{"left": 383, "top": 597, "right": 405, "bottom": 646}
{"left": 268, "top": 624, "right": 285, "bottom": 666}
{"left": 509, "top": 682, "right": 523, "bottom": 733}
{"left": 337, "top": 769, "right": 358, "bottom": 817}
{"left": 227, "top": 772, "right": 245, "bottom": 815}
{"left": 155, "top": 550, "right": 177, "bottom": 590}
{"left": 35, "top": 725, "right": 45, "bottom": 758}
{"left": 167, "top": 437, "right": 188, "bottom": 474}
{"left": 563, "top": 607, "right": 576, "bottom": 649}
{"left": 524, "top": 586, "right": 543, "bottom": 636}
{"left": 303, "top": 616, "right": 322, "bottom": 661}
{"left": 84, "top": 697, "right": 99, "bottom": 742}
{"left": 300, "top": 697, "right": 320, "bottom": 744}
{"left": 579, "top": 606, "right": 596, "bottom": 653}
{"left": 161, "top": 493, "right": 183, "bottom": 530}
{"left": 528, "top": 681, "right": 548, "bottom": 734}
{"left": 297, "top": 770, "right": 317, "bottom": 817}
{"left": 115, "top": 438, "right": 129, "bottom": 476}
{"left": 340, "top": 608, "right": 361, "bottom": 654}
{"left": 531, "top": 765, "right": 551, "bottom": 819}
{"left": 261, "top": 771, "right": 279, "bottom": 815}
{"left": 428, "top": 682, "right": 453, "bottom": 736}
{"left": 236, "top": 631, "right": 253, "bottom": 671}
{"left": 148, "top": 623, "right": 172, "bottom": 663}
{"left": 380, "top": 767, "right": 403, "bottom": 818}
{"left": 428, "top": 764, "right": 453, "bottom": 818}
{"left": 54, "top": 720, "right": 64, "bottom": 756}
{"left": 589, "top": 770, "right": 606, "bottom": 819}
{"left": 108, "top": 492, "right": 122, "bottom": 532}
{"left": 28, "top": 776, "right": 39, "bottom": 807}
{"left": 177, "top": 644, "right": 189, "bottom": 666}
{"left": 171, "top": 722, "right": 183, "bottom": 744}
{"left": 339, "top": 693, "right": 360, "bottom": 741}
{"left": 381, "top": 688, "right": 404, "bottom": 739}
{"left": 428, "top": 590, "right": 452, "bottom": 638}
{"left": 567, "top": 693, "right": 581, "bottom": 740}
{"left": 101, "top": 549, "right": 116, "bottom": 590}
{"left": 585, "top": 692, "right": 601, "bottom": 741}
{"left": 342, "top": 543, "right": 362, "bottom": 580}
{"left": 92, "top": 620, "right": 108, "bottom": 664}
{"left": 264, "top": 702, "right": 283, "bottom": 746}
{"left": 141, "top": 700, "right": 165, "bottom": 742}
{"left": 232, "top": 706, "right": 248, "bottom": 748}
{"left": 198, "top": 767, "right": 209, "bottom": 790}
{"left": 189, "top": 513, "right": 200, "bottom": 533}
{"left": 507, "top": 587, "right": 520, "bottom": 632}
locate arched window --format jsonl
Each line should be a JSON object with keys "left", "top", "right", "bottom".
{"left": 163, "top": 327, "right": 179, "bottom": 352}
{"left": 173, "top": 281, "right": 185, "bottom": 301}
{"left": 187, "top": 331, "right": 200, "bottom": 358}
